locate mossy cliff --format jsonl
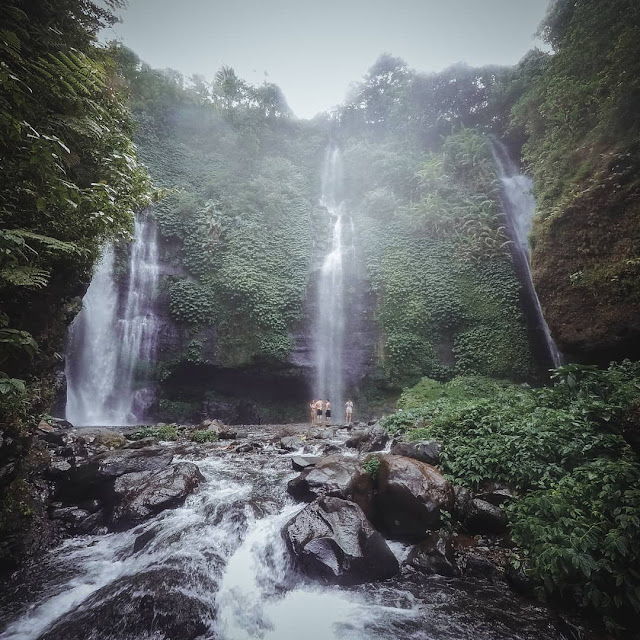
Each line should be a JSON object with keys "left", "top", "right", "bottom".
{"left": 513, "top": 0, "right": 640, "bottom": 362}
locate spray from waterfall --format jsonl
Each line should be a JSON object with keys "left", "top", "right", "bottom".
{"left": 491, "top": 140, "right": 562, "bottom": 369}
{"left": 65, "top": 214, "right": 160, "bottom": 426}
{"left": 314, "top": 148, "right": 354, "bottom": 423}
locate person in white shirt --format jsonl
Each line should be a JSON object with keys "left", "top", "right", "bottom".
{"left": 345, "top": 399, "right": 353, "bottom": 425}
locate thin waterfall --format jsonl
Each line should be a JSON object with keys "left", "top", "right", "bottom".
{"left": 65, "top": 214, "right": 160, "bottom": 426}
{"left": 491, "top": 140, "right": 562, "bottom": 368}
{"left": 314, "top": 148, "right": 353, "bottom": 423}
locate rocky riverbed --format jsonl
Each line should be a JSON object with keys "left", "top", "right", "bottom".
{"left": 0, "top": 419, "right": 587, "bottom": 640}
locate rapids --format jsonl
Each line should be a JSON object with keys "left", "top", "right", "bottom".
{"left": 0, "top": 426, "right": 571, "bottom": 640}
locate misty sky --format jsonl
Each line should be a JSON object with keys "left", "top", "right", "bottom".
{"left": 105, "top": 0, "right": 551, "bottom": 119}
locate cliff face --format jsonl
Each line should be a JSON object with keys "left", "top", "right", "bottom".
{"left": 531, "top": 150, "right": 640, "bottom": 363}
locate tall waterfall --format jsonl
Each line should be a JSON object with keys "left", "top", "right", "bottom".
{"left": 492, "top": 140, "right": 562, "bottom": 369}
{"left": 65, "top": 215, "right": 160, "bottom": 426}
{"left": 313, "top": 148, "right": 353, "bottom": 423}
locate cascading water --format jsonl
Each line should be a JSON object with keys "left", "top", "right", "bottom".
{"left": 65, "top": 214, "right": 160, "bottom": 426}
{"left": 314, "top": 148, "right": 353, "bottom": 424}
{"left": 0, "top": 429, "right": 569, "bottom": 640}
{"left": 491, "top": 140, "right": 562, "bottom": 369}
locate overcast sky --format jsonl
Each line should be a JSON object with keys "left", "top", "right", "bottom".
{"left": 104, "top": 0, "right": 551, "bottom": 119}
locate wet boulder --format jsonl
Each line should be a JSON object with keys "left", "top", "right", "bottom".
{"left": 280, "top": 436, "right": 304, "bottom": 451}
{"left": 406, "top": 531, "right": 459, "bottom": 577}
{"left": 463, "top": 499, "right": 508, "bottom": 535}
{"left": 390, "top": 441, "right": 442, "bottom": 465}
{"left": 37, "top": 567, "right": 215, "bottom": 640}
{"left": 287, "top": 455, "right": 375, "bottom": 518}
{"left": 346, "top": 424, "right": 388, "bottom": 453}
{"left": 110, "top": 462, "right": 204, "bottom": 530}
{"left": 283, "top": 497, "right": 399, "bottom": 585}
{"left": 376, "top": 455, "right": 454, "bottom": 538}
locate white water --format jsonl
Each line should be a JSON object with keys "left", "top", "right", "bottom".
{"left": 65, "top": 215, "right": 160, "bottom": 426}
{"left": 0, "top": 439, "right": 564, "bottom": 640}
{"left": 491, "top": 141, "right": 562, "bottom": 368}
{"left": 314, "top": 148, "right": 354, "bottom": 424}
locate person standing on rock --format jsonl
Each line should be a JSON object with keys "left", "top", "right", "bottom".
{"left": 345, "top": 399, "right": 353, "bottom": 425}
{"left": 315, "top": 399, "right": 323, "bottom": 425}
{"left": 325, "top": 399, "right": 331, "bottom": 426}
{"left": 310, "top": 400, "right": 316, "bottom": 425}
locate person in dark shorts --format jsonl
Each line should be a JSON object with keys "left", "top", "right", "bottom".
{"left": 325, "top": 399, "right": 331, "bottom": 425}
{"left": 315, "top": 399, "right": 323, "bottom": 423}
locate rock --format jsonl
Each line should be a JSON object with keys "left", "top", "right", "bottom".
{"left": 37, "top": 420, "right": 56, "bottom": 433}
{"left": 110, "top": 462, "right": 204, "bottom": 530}
{"left": 291, "top": 456, "right": 320, "bottom": 471}
{"left": 310, "top": 428, "right": 334, "bottom": 440}
{"left": 283, "top": 497, "right": 399, "bottom": 585}
{"left": 320, "top": 443, "right": 341, "bottom": 456}
{"left": 124, "top": 437, "right": 159, "bottom": 449}
{"left": 476, "top": 481, "right": 517, "bottom": 506}
{"left": 133, "top": 529, "right": 157, "bottom": 553}
{"left": 406, "top": 532, "right": 460, "bottom": 577}
{"left": 464, "top": 499, "right": 508, "bottom": 535}
{"left": 287, "top": 455, "right": 375, "bottom": 518}
{"left": 234, "top": 442, "right": 262, "bottom": 453}
{"left": 55, "top": 446, "right": 174, "bottom": 503}
{"left": 345, "top": 430, "right": 366, "bottom": 448}
{"left": 218, "top": 427, "right": 238, "bottom": 440}
{"left": 452, "top": 485, "right": 473, "bottom": 521}
{"left": 390, "top": 441, "right": 442, "bottom": 465}
{"left": 37, "top": 568, "right": 215, "bottom": 640}
{"left": 505, "top": 565, "right": 534, "bottom": 595}
{"left": 359, "top": 424, "right": 389, "bottom": 453}
{"left": 376, "top": 455, "right": 454, "bottom": 538}
{"left": 463, "top": 554, "right": 502, "bottom": 582}
{"left": 280, "top": 436, "right": 304, "bottom": 451}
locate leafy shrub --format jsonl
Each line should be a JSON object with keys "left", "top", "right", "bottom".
{"left": 190, "top": 429, "right": 219, "bottom": 443}
{"left": 383, "top": 363, "right": 640, "bottom": 630}
{"left": 363, "top": 455, "right": 381, "bottom": 478}
{"left": 130, "top": 425, "right": 178, "bottom": 441}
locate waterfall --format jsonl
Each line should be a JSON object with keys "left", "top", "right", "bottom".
{"left": 313, "top": 148, "right": 353, "bottom": 424}
{"left": 65, "top": 214, "right": 160, "bottom": 426}
{"left": 491, "top": 140, "right": 562, "bottom": 369}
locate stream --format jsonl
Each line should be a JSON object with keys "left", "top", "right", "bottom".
{"left": 0, "top": 426, "right": 572, "bottom": 640}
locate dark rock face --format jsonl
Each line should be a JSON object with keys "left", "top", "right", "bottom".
{"left": 377, "top": 455, "right": 454, "bottom": 538}
{"left": 453, "top": 485, "right": 473, "bottom": 522}
{"left": 202, "top": 398, "right": 260, "bottom": 426}
{"left": 283, "top": 497, "right": 399, "bottom": 585}
{"left": 463, "top": 554, "right": 502, "bottom": 582}
{"left": 37, "top": 568, "right": 215, "bottom": 640}
{"left": 390, "top": 441, "right": 442, "bottom": 465}
{"left": 406, "top": 532, "right": 459, "bottom": 577}
{"left": 287, "top": 455, "right": 375, "bottom": 518}
{"left": 464, "top": 499, "right": 508, "bottom": 535}
{"left": 111, "top": 462, "right": 204, "bottom": 529}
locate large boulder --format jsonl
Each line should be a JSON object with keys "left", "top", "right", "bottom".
{"left": 38, "top": 567, "right": 215, "bottom": 640}
{"left": 283, "top": 497, "right": 399, "bottom": 585}
{"left": 110, "top": 462, "right": 204, "bottom": 529}
{"left": 406, "top": 531, "right": 459, "bottom": 577}
{"left": 376, "top": 455, "right": 454, "bottom": 538}
{"left": 390, "top": 441, "right": 442, "bottom": 465}
{"left": 54, "top": 446, "right": 174, "bottom": 505}
{"left": 287, "top": 455, "right": 374, "bottom": 518}
{"left": 280, "top": 436, "right": 304, "bottom": 451}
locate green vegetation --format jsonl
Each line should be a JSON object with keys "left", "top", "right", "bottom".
{"left": 190, "top": 429, "right": 219, "bottom": 443}
{"left": 0, "top": 2, "right": 152, "bottom": 429}
{"left": 509, "top": 0, "right": 640, "bottom": 357}
{"left": 384, "top": 363, "right": 640, "bottom": 629}
{"left": 130, "top": 425, "right": 179, "bottom": 441}
{"left": 363, "top": 455, "right": 381, "bottom": 478}
{"left": 343, "top": 126, "right": 532, "bottom": 385}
